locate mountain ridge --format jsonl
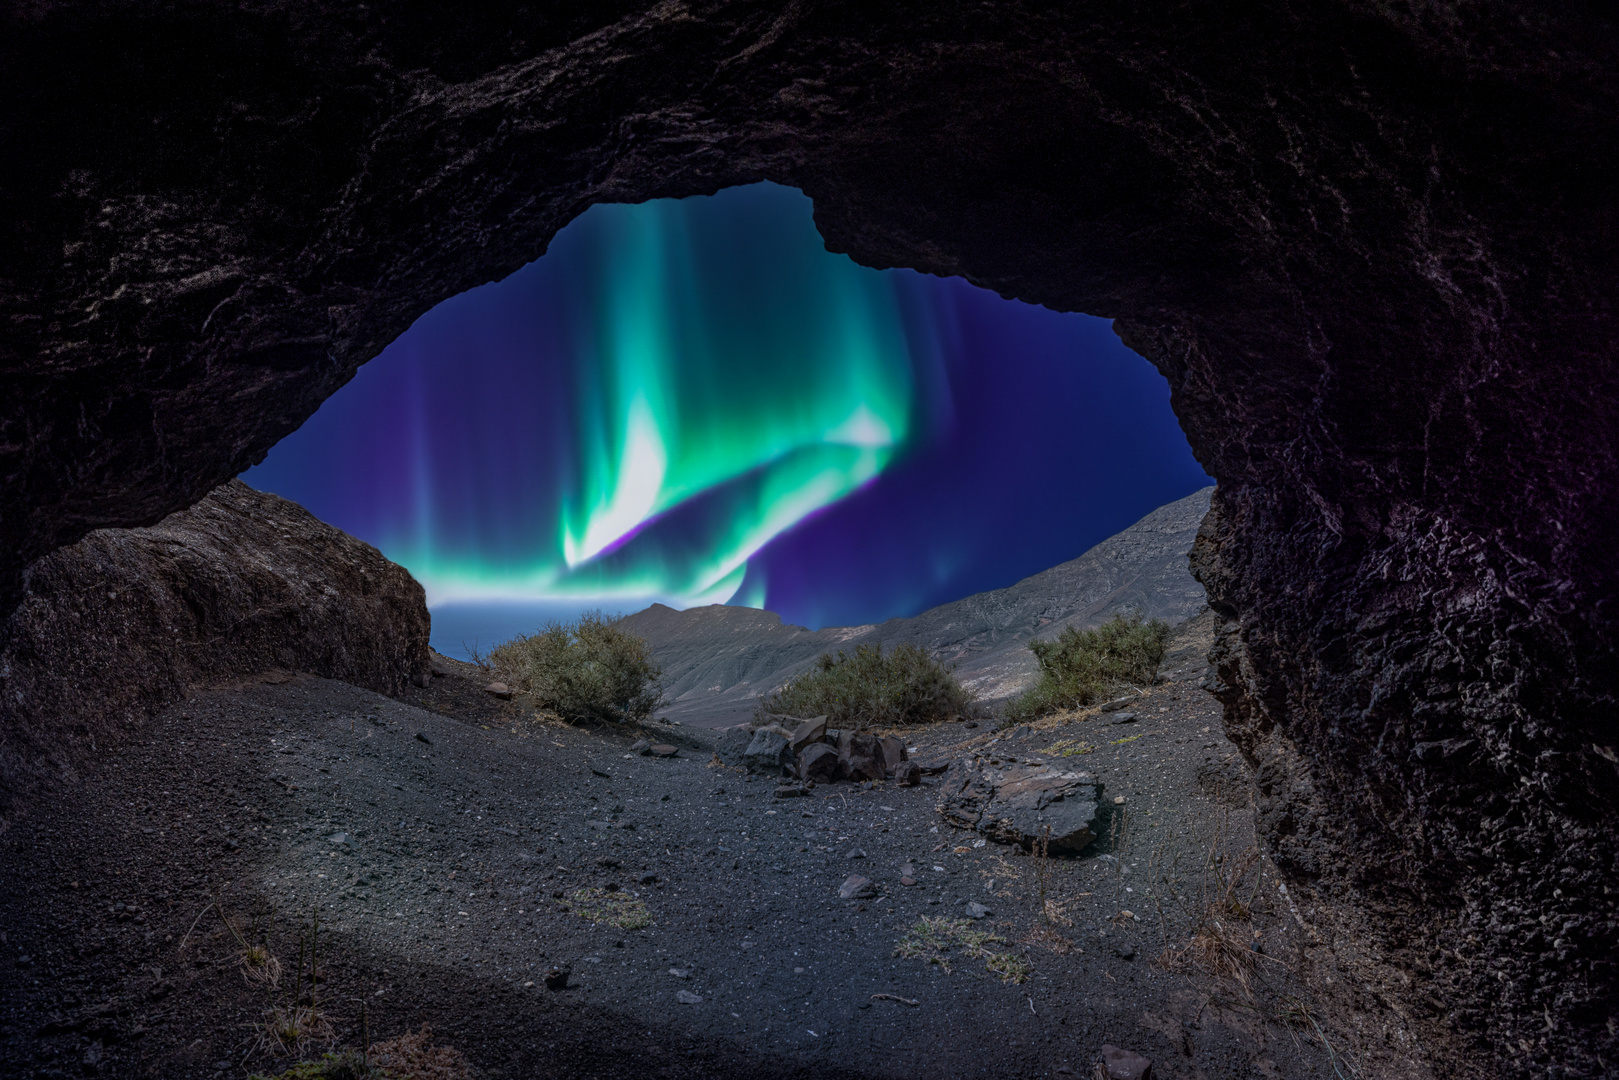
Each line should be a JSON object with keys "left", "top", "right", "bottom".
{"left": 622, "top": 486, "right": 1213, "bottom": 727}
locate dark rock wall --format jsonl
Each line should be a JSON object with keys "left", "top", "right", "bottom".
{"left": 0, "top": 481, "right": 431, "bottom": 819}
{"left": 2, "top": 2, "right": 1615, "bottom": 1073}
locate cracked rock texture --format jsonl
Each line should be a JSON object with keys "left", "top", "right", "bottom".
{"left": 0, "top": 481, "right": 431, "bottom": 818}
{"left": 0, "top": 2, "right": 1615, "bottom": 1074}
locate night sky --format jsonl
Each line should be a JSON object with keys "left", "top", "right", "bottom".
{"left": 242, "top": 183, "right": 1210, "bottom": 656}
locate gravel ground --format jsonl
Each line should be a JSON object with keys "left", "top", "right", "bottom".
{"left": 0, "top": 618, "right": 1433, "bottom": 1079}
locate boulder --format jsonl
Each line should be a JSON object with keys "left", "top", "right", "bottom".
{"left": 1099, "top": 1046, "right": 1152, "bottom": 1080}
{"left": 484, "top": 681, "right": 513, "bottom": 699}
{"left": 711, "top": 724, "right": 757, "bottom": 767}
{"left": 0, "top": 480, "right": 431, "bottom": 820}
{"left": 937, "top": 759, "right": 1104, "bottom": 853}
{"left": 878, "top": 735, "right": 908, "bottom": 774}
{"left": 742, "top": 726, "right": 795, "bottom": 773}
{"left": 837, "top": 731, "right": 887, "bottom": 783}
{"left": 893, "top": 760, "right": 922, "bottom": 787}
{"left": 789, "top": 715, "right": 829, "bottom": 754}
{"left": 797, "top": 743, "right": 841, "bottom": 784}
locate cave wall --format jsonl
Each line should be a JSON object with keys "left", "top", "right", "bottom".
{"left": 2, "top": 1, "right": 1615, "bottom": 1073}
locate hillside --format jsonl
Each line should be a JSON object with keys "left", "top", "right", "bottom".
{"left": 622, "top": 487, "right": 1213, "bottom": 726}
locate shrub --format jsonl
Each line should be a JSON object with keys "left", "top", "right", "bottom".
{"left": 489, "top": 611, "right": 663, "bottom": 724}
{"left": 1004, "top": 612, "right": 1172, "bottom": 722}
{"left": 757, "top": 642, "right": 974, "bottom": 728}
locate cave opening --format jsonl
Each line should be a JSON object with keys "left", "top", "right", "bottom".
{"left": 241, "top": 182, "right": 1210, "bottom": 657}
{"left": 1, "top": 4, "right": 1613, "bottom": 1076}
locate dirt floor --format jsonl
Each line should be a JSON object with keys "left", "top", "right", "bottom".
{"left": 0, "top": 616, "right": 1435, "bottom": 1079}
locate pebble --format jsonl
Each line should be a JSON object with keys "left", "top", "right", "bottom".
{"left": 669, "top": 968, "right": 690, "bottom": 979}
{"left": 847, "top": 848, "right": 867, "bottom": 859}
{"left": 839, "top": 874, "right": 877, "bottom": 900}
{"left": 651, "top": 744, "right": 678, "bottom": 757}
{"left": 965, "top": 901, "right": 992, "bottom": 919}
{"left": 676, "top": 990, "right": 703, "bottom": 1004}
{"left": 483, "top": 682, "right": 513, "bottom": 700}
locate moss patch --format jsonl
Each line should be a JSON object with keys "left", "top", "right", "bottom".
{"left": 561, "top": 886, "right": 651, "bottom": 930}
{"left": 895, "top": 916, "right": 1030, "bottom": 983}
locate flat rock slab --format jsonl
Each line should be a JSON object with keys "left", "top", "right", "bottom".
{"left": 937, "top": 759, "right": 1104, "bottom": 853}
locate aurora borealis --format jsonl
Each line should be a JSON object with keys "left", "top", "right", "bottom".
{"left": 243, "top": 183, "right": 1210, "bottom": 651}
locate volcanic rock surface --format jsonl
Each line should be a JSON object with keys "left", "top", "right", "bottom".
{"left": 2, "top": 3, "right": 1616, "bottom": 1073}
{"left": 0, "top": 480, "right": 431, "bottom": 817}
{"left": 623, "top": 487, "right": 1212, "bottom": 726}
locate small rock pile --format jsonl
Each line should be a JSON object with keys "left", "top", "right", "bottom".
{"left": 722, "top": 716, "right": 918, "bottom": 786}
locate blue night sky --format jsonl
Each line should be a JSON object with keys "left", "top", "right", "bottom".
{"left": 242, "top": 183, "right": 1210, "bottom": 656}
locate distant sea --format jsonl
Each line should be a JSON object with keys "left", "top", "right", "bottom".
{"left": 428, "top": 601, "right": 635, "bottom": 661}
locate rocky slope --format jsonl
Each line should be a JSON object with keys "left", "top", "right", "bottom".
{"left": 0, "top": 621, "right": 1432, "bottom": 1080}
{"left": 1, "top": 3, "right": 1615, "bottom": 1072}
{"left": 0, "top": 481, "right": 430, "bottom": 820}
{"left": 623, "top": 487, "right": 1211, "bottom": 726}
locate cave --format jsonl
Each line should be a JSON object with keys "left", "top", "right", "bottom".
{"left": 1, "top": 2, "right": 1615, "bottom": 1076}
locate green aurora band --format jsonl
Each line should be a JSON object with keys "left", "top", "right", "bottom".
{"left": 358, "top": 183, "right": 940, "bottom": 609}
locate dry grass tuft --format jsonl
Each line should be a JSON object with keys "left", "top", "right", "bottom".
{"left": 1036, "top": 737, "right": 1096, "bottom": 757}
{"left": 247, "top": 1028, "right": 472, "bottom": 1080}
{"left": 240, "top": 942, "right": 283, "bottom": 988}
{"left": 1153, "top": 832, "right": 1284, "bottom": 995}
{"left": 895, "top": 916, "right": 1031, "bottom": 983}
{"left": 1157, "top": 917, "right": 1264, "bottom": 989}
{"left": 1023, "top": 923, "right": 1074, "bottom": 955}
{"left": 369, "top": 1026, "right": 473, "bottom": 1080}
{"left": 260, "top": 1003, "right": 336, "bottom": 1058}
{"left": 559, "top": 886, "right": 651, "bottom": 930}
{"left": 985, "top": 950, "right": 1033, "bottom": 984}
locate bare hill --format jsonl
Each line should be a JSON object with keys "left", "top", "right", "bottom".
{"left": 622, "top": 487, "right": 1213, "bottom": 727}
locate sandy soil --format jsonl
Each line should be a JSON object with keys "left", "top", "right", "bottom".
{"left": 0, "top": 617, "right": 1433, "bottom": 1079}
